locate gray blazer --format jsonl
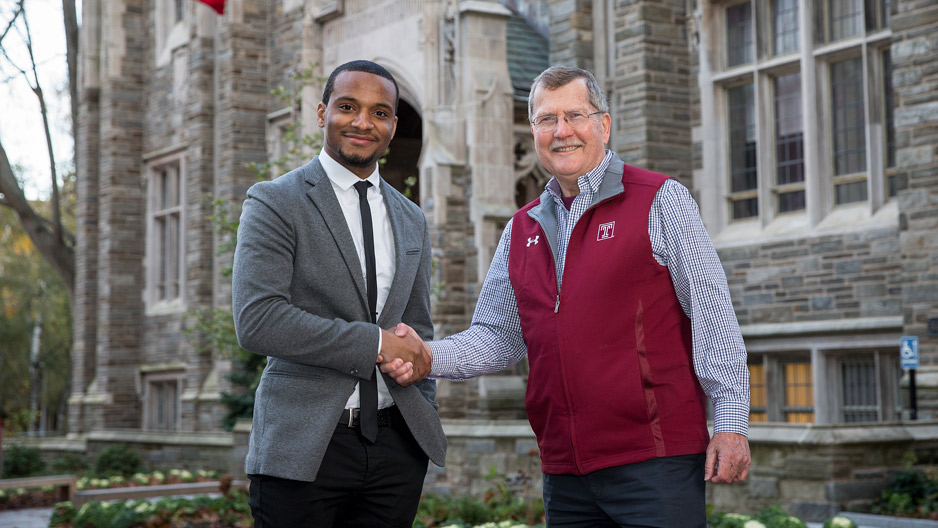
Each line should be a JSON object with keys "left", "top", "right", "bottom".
{"left": 232, "top": 157, "right": 446, "bottom": 482}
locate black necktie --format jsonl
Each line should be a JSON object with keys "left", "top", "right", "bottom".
{"left": 354, "top": 180, "right": 379, "bottom": 442}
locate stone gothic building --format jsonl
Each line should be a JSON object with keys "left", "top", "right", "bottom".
{"left": 68, "top": 0, "right": 938, "bottom": 518}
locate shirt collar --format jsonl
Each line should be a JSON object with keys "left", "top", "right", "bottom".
{"left": 318, "top": 148, "right": 382, "bottom": 192}
{"left": 546, "top": 149, "right": 614, "bottom": 202}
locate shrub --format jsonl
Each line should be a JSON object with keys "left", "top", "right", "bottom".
{"left": 708, "top": 512, "right": 756, "bottom": 528}
{"left": 48, "top": 501, "right": 76, "bottom": 526}
{"left": 756, "top": 506, "right": 807, "bottom": 528}
{"left": 51, "top": 452, "right": 88, "bottom": 473}
{"left": 93, "top": 444, "right": 143, "bottom": 477}
{"left": 708, "top": 507, "right": 808, "bottom": 528}
{"left": 1, "top": 445, "right": 46, "bottom": 478}
{"left": 49, "top": 491, "right": 254, "bottom": 528}
{"left": 413, "top": 492, "right": 545, "bottom": 528}
{"left": 870, "top": 469, "right": 938, "bottom": 518}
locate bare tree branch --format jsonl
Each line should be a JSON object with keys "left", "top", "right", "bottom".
{"left": 62, "top": 0, "right": 78, "bottom": 138}
{"left": 0, "top": 0, "right": 75, "bottom": 296}
{"left": 20, "top": 4, "right": 64, "bottom": 246}
{"left": 0, "top": 0, "right": 24, "bottom": 47}
{"left": 0, "top": 143, "right": 74, "bottom": 294}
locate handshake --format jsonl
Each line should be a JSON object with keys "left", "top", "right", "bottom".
{"left": 376, "top": 323, "right": 431, "bottom": 387}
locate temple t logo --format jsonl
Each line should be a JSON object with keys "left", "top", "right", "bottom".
{"left": 597, "top": 221, "right": 615, "bottom": 241}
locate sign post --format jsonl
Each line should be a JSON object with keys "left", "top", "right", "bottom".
{"left": 901, "top": 336, "right": 920, "bottom": 420}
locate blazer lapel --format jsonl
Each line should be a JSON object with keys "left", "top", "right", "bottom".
{"left": 303, "top": 158, "right": 369, "bottom": 312}
{"left": 377, "top": 180, "right": 412, "bottom": 329}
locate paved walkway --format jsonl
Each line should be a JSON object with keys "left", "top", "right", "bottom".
{"left": 0, "top": 508, "right": 51, "bottom": 528}
{"left": 0, "top": 510, "right": 834, "bottom": 528}
{"left": 0, "top": 508, "right": 925, "bottom": 528}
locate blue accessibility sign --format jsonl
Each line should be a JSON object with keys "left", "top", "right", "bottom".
{"left": 901, "top": 336, "right": 920, "bottom": 369}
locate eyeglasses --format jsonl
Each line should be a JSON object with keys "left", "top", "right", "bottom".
{"left": 531, "top": 111, "right": 603, "bottom": 132}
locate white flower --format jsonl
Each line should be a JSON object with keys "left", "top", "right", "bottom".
{"left": 744, "top": 521, "right": 767, "bottom": 528}
{"left": 830, "top": 517, "right": 857, "bottom": 528}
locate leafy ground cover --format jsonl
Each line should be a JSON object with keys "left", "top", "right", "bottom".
{"left": 868, "top": 468, "right": 938, "bottom": 520}
{"left": 0, "top": 470, "right": 223, "bottom": 512}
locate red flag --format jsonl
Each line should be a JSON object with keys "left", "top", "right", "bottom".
{"left": 196, "top": 0, "right": 225, "bottom": 14}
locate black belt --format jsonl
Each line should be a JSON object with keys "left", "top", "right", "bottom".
{"left": 341, "top": 405, "right": 401, "bottom": 428}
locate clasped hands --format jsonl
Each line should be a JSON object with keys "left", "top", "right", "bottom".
{"left": 376, "top": 323, "right": 431, "bottom": 387}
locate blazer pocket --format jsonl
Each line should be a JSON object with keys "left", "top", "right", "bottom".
{"left": 264, "top": 365, "right": 326, "bottom": 381}
{"left": 405, "top": 247, "right": 420, "bottom": 255}
{"left": 264, "top": 371, "right": 323, "bottom": 381}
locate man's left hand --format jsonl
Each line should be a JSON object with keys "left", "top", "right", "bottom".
{"left": 704, "top": 432, "right": 750, "bottom": 483}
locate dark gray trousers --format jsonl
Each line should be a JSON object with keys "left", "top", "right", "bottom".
{"left": 543, "top": 453, "right": 707, "bottom": 528}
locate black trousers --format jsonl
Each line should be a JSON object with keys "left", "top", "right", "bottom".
{"left": 543, "top": 453, "right": 707, "bottom": 528}
{"left": 248, "top": 409, "right": 430, "bottom": 528}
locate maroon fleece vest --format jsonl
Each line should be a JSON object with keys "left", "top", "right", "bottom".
{"left": 508, "top": 165, "right": 710, "bottom": 475}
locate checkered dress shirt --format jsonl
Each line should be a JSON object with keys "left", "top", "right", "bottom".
{"left": 431, "top": 151, "right": 750, "bottom": 436}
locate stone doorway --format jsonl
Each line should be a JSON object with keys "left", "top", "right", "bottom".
{"left": 383, "top": 99, "right": 422, "bottom": 204}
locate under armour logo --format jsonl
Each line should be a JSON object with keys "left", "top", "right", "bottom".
{"left": 597, "top": 221, "right": 615, "bottom": 241}
{"left": 527, "top": 236, "right": 540, "bottom": 247}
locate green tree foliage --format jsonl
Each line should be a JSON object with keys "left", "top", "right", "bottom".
{"left": 0, "top": 204, "right": 72, "bottom": 434}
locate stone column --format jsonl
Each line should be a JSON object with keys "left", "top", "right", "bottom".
{"left": 69, "top": 0, "right": 102, "bottom": 436}
{"left": 892, "top": 0, "right": 938, "bottom": 416}
{"left": 547, "top": 0, "right": 593, "bottom": 70}
{"left": 458, "top": 0, "right": 516, "bottom": 287}
{"left": 605, "top": 0, "right": 693, "bottom": 182}
{"left": 426, "top": 1, "right": 519, "bottom": 419}
{"left": 181, "top": 7, "right": 223, "bottom": 432}
{"left": 88, "top": 0, "right": 148, "bottom": 429}
{"left": 212, "top": 0, "right": 270, "bottom": 308}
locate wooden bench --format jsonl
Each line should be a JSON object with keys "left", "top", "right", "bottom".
{"left": 72, "top": 479, "right": 248, "bottom": 507}
{"left": 0, "top": 474, "right": 77, "bottom": 503}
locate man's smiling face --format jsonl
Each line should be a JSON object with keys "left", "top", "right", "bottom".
{"left": 318, "top": 70, "right": 398, "bottom": 178}
{"left": 530, "top": 78, "right": 611, "bottom": 195}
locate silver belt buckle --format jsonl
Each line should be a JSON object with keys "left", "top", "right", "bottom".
{"left": 347, "top": 408, "right": 355, "bottom": 428}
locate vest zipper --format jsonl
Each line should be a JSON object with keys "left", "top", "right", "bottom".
{"left": 554, "top": 294, "right": 560, "bottom": 313}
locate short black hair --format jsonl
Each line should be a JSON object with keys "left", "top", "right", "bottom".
{"left": 321, "top": 60, "right": 400, "bottom": 114}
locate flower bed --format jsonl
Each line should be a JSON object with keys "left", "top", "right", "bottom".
{"left": 0, "top": 486, "right": 63, "bottom": 511}
{"left": 0, "top": 470, "right": 220, "bottom": 512}
{"left": 75, "top": 469, "right": 218, "bottom": 490}
{"left": 50, "top": 491, "right": 251, "bottom": 528}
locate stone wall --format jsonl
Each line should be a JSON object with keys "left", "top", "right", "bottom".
{"left": 713, "top": 422, "right": 938, "bottom": 521}
{"left": 224, "top": 419, "right": 938, "bottom": 521}
{"left": 91, "top": 0, "right": 148, "bottom": 430}
{"left": 4, "top": 432, "right": 235, "bottom": 477}
{"left": 16, "top": 420, "right": 938, "bottom": 522}
{"left": 427, "top": 420, "right": 542, "bottom": 498}
{"left": 719, "top": 227, "right": 903, "bottom": 326}
{"left": 179, "top": 12, "right": 223, "bottom": 431}
{"left": 893, "top": 0, "right": 938, "bottom": 411}
{"left": 69, "top": 0, "right": 102, "bottom": 435}
{"left": 547, "top": 0, "right": 593, "bottom": 69}
{"left": 267, "top": 3, "right": 306, "bottom": 107}
{"left": 608, "top": 0, "right": 693, "bottom": 184}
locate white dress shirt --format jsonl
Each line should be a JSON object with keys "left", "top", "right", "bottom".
{"left": 318, "top": 149, "right": 396, "bottom": 410}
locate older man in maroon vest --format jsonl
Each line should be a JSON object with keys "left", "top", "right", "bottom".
{"left": 387, "top": 66, "right": 750, "bottom": 527}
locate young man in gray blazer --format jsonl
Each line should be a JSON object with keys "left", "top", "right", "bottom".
{"left": 232, "top": 60, "right": 446, "bottom": 527}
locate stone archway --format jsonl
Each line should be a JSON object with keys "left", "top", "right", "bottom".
{"left": 383, "top": 100, "right": 422, "bottom": 204}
